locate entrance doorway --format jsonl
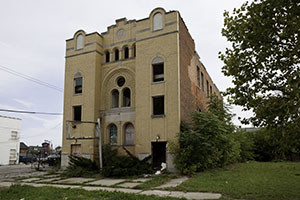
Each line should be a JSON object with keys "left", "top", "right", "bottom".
{"left": 151, "top": 141, "right": 166, "bottom": 170}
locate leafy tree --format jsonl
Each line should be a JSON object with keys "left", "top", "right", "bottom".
{"left": 219, "top": 0, "right": 300, "bottom": 128}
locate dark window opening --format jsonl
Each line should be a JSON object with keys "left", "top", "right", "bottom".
{"left": 115, "top": 49, "right": 119, "bottom": 61}
{"left": 201, "top": 72, "right": 204, "bottom": 92}
{"left": 153, "top": 63, "right": 164, "bottom": 82}
{"left": 74, "top": 77, "right": 82, "bottom": 94}
{"left": 124, "top": 47, "right": 129, "bottom": 59}
{"left": 206, "top": 80, "right": 209, "bottom": 97}
{"left": 73, "top": 106, "right": 82, "bottom": 121}
{"left": 105, "top": 51, "right": 110, "bottom": 63}
{"left": 111, "top": 90, "right": 119, "bottom": 108}
{"left": 197, "top": 66, "right": 200, "bottom": 87}
{"left": 153, "top": 96, "right": 164, "bottom": 115}
{"left": 122, "top": 88, "right": 131, "bottom": 107}
{"left": 117, "top": 76, "right": 125, "bottom": 87}
{"left": 210, "top": 85, "right": 213, "bottom": 96}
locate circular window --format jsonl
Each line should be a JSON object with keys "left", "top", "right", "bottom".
{"left": 117, "top": 77, "right": 126, "bottom": 87}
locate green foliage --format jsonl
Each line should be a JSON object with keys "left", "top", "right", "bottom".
{"left": 102, "top": 145, "right": 153, "bottom": 177}
{"left": 220, "top": 0, "right": 300, "bottom": 128}
{"left": 174, "top": 112, "right": 240, "bottom": 175}
{"left": 62, "top": 155, "right": 99, "bottom": 177}
{"left": 251, "top": 127, "right": 300, "bottom": 161}
{"left": 233, "top": 130, "right": 254, "bottom": 162}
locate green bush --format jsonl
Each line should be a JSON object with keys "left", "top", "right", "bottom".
{"left": 102, "top": 145, "right": 153, "bottom": 177}
{"left": 174, "top": 112, "right": 240, "bottom": 175}
{"left": 62, "top": 155, "right": 99, "bottom": 177}
{"left": 233, "top": 130, "right": 254, "bottom": 162}
{"left": 252, "top": 127, "right": 300, "bottom": 161}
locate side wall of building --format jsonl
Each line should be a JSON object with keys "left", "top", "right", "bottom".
{"left": 0, "top": 116, "right": 21, "bottom": 165}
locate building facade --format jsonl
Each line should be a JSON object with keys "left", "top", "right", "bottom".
{"left": 62, "top": 8, "right": 221, "bottom": 170}
{"left": 0, "top": 115, "right": 21, "bottom": 165}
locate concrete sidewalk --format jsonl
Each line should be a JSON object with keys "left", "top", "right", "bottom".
{"left": 0, "top": 181, "right": 222, "bottom": 200}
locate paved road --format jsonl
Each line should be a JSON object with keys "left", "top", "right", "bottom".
{"left": 0, "top": 164, "right": 49, "bottom": 180}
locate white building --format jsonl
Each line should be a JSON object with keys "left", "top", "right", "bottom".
{"left": 0, "top": 115, "right": 21, "bottom": 165}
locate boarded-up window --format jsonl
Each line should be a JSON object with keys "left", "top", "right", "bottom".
{"left": 124, "top": 123, "right": 134, "bottom": 145}
{"left": 111, "top": 90, "right": 119, "bottom": 108}
{"left": 76, "top": 34, "right": 84, "bottom": 50}
{"left": 71, "top": 144, "right": 81, "bottom": 156}
{"left": 153, "top": 13, "right": 163, "bottom": 31}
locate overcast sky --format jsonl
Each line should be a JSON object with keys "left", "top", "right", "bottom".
{"left": 0, "top": 0, "right": 253, "bottom": 148}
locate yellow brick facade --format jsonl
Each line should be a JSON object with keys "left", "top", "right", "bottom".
{"left": 61, "top": 8, "right": 221, "bottom": 171}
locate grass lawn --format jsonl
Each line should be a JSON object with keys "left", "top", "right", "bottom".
{"left": 0, "top": 185, "right": 183, "bottom": 200}
{"left": 176, "top": 161, "right": 300, "bottom": 200}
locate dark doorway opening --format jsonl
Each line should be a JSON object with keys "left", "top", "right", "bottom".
{"left": 151, "top": 141, "right": 166, "bottom": 170}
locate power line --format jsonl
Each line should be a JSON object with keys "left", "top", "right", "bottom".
{"left": 0, "top": 109, "right": 62, "bottom": 115}
{"left": 0, "top": 64, "right": 63, "bottom": 92}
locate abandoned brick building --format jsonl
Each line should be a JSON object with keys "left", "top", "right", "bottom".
{"left": 61, "top": 8, "right": 221, "bottom": 171}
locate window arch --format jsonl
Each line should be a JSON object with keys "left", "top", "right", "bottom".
{"left": 76, "top": 34, "right": 84, "bottom": 50}
{"left": 152, "top": 56, "right": 164, "bottom": 82}
{"left": 105, "top": 51, "right": 110, "bottom": 63}
{"left": 111, "top": 89, "right": 119, "bottom": 108}
{"left": 114, "top": 49, "right": 119, "bottom": 61}
{"left": 109, "top": 124, "right": 118, "bottom": 145}
{"left": 122, "top": 88, "right": 131, "bottom": 107}
{"left": 74, "top": 72, "right": 82, "bottom": 94}
{"left": 124, "top": 123, "right": 134, "bottom": 145}
{"left": 123, "top": 46, "right": 129, "bottom": 59}
{"left": 153, "top": 13, "right": 163, "bottom": 31}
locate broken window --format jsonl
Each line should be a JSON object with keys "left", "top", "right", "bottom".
{"left": 73, "top": 106, "right": 82, "bottom": 121}
{"left": 122, "top": 88, "right": 131, "bottom": 107}
{"left": 197, "top": 66, "right": 200, "bottom": 87}
{"left": 124, "top": 123, "right": 134, "bottom": 145}
{"left": 124, "top": 47, "right": 129, "bottom": 59}
{"left": 153, "top": 96, "right": 164, "bottom": 116}
{"left": 105, "top": 51, "right": 110, "bottom": 63}
{"left": 74, "top": 72, "right": 82, "bottom": 94}
{"left": 152, "top": 57, "right": 164, "bottom": 82}
{"left": 117, "top": 76, "right": 125, "bottom": 87}
{"left": 109, "top": 124, "right": 118, "bottom": 145}
{"left": 114, "top": 49, "right": 119, "bottom": 61}
{"left": 111, "top": 89, "right": 119, "bottom": 108}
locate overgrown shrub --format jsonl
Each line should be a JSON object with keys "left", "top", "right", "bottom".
{"left": 172, "top": 95, "right": 257, "bottom": 175}
{"left": 102, "top": 145, "right": 153, "bottom": 177}
{"left": 252, "top": 127, "right": 300, "bottom": 161}
{"left": 62, "top": 155, "right": 99, "bottom": 177}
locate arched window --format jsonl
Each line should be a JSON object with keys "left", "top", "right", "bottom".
{"left": 124, "top": 47, "right": 129, "bottom": 59}
{"left": 76, "top": 34, "right": 84, "bottom": 50}
{"left": 109, "top": 124, "right": 118, "bottom": 145}
{"left": 122, "top": 88, "right": 131, "bottom": 107}
{"left": 153, "top": 13, "right": 163, "bottom": 31}
{"left": 105, "top": 51, "right": 110, "bottom": 63}
{"left": 114, "top": 49, "right": 119, "bottom": 61}
{"left": 124, "top": 123, "right": 134, "bottom": 145}
{"left": 74, "top": 72, "right": 82, "bottom": 94}
{"left": 152, "top": 56, "right": 164, "bottom": 82}
{"left": 111, "top": 89, "right": 119, "bottom": 108}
